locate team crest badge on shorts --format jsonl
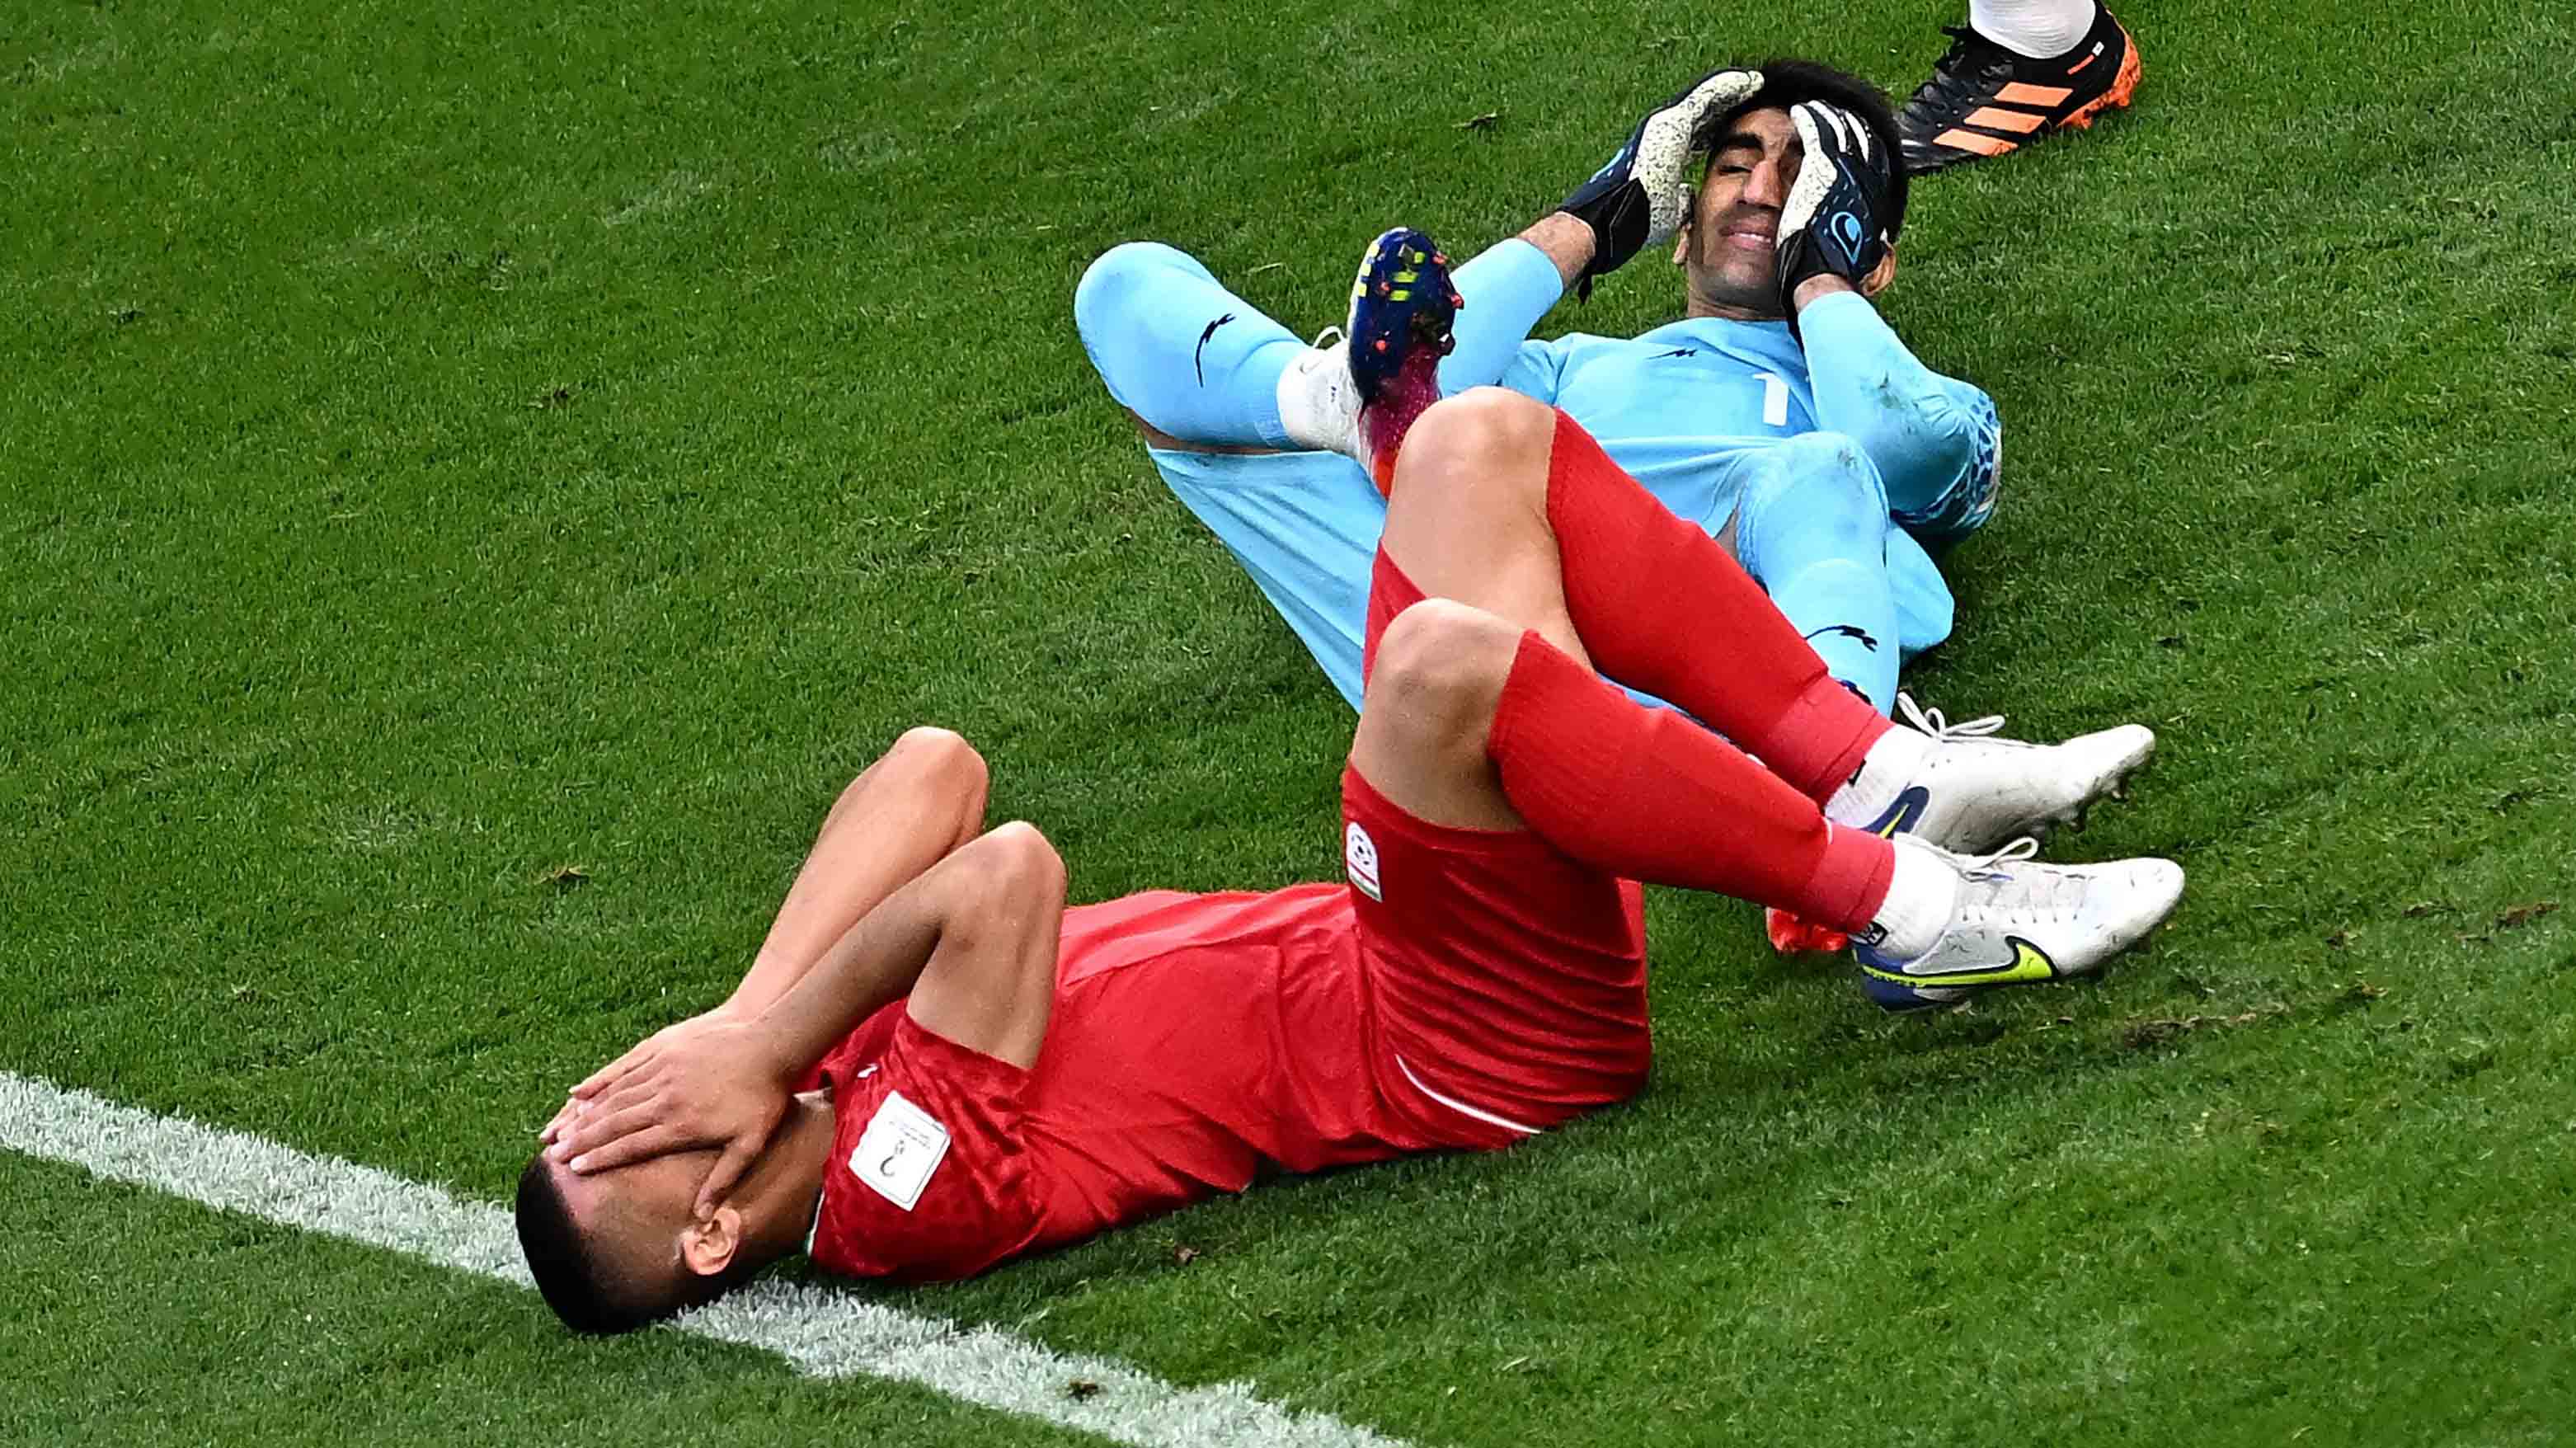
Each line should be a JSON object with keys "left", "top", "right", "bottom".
{"left": 1344, "top": 821, "right": 1382, "bottom": 901}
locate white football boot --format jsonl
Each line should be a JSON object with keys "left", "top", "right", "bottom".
{"left": 1854, "top": 836, "right": 2184, "bottom": 1013}
{"left": 1846, "top": 693, "right": 2157, "bottom": 855}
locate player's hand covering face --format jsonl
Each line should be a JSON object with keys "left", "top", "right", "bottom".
{"left": 1774, "top": 101, "right": 1897, "bottom": 314}
{"left": 1558, "top": 68, "right": 1764, "bottom": 292}
{"left": 543, "top": 1011, "right": 799, "bottom": 1219}
{"left": 540, "top": 1008, "right": 735, "bottom": 1147}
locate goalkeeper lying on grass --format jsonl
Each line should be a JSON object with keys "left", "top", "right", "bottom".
{"left": 518, "top": 376, "right": 2175, "bottom": 1333}
{"left": 1076, "top": 59, "right": 1992, "bottom": 720}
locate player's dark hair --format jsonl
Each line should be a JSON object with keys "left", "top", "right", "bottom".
{"left": 1699, "top": 59, "right": 1911, "bottom": 242}
{"left": 515, "top": 1154, "right": 665, "bottom": 1336}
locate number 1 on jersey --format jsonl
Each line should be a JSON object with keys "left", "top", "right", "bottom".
{"left": 1756, "top": 371, "right": 1790, "bottom": 429}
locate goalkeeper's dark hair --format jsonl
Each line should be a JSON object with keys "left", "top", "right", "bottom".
{"left": 1699, "top": 59, "right": 1911, "bottom": 242}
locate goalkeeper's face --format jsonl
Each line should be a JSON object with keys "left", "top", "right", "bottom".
{"left": 1676, "top": 105, "right": 1801, "bottom": 318}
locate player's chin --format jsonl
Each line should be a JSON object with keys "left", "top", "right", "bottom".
{"left": 1700, "top": 265, "right": 1787, "bottom": 320}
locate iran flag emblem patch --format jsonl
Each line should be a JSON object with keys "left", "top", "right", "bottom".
{"left": 1344, "top": 822, "right": 1382, "bottom": 901}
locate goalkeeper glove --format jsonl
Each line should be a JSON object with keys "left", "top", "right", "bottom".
{"left": 1557, "top": 68, "right": 1763, "bottom": 297}
{"left": 1774, "top": 101, "right": 1897, "bottom": 322}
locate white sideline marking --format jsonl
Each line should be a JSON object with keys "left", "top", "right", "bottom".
{"left": 0, "top": 1071, "right": 1407, "bottom": 1448}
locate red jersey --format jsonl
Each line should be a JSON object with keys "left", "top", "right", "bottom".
{"left": 806, "top": 766, "right": 1653, "bottom": 1285}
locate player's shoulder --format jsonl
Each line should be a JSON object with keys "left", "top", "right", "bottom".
{"left": 1529, "top": 329, "right": 1700, "bottom": 378}
{"left": 1525, "top": 329, "right": 1642, "bottom": 362}
{"left": 1549, "top": 317, "right": 1810, "bottom": 380}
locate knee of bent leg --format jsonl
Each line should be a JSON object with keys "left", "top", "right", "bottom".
{"left": 1781, "top": 431, "right": 1890, "bottom": 510}
{"left": 891, "top": 725, "right": 988, "bottom": 794}
{"left": 832, "top": 726, "right": 988, "bottom": 828}
{"left": 1741, "top": 431, "right": 1892, "bottom": 554}
{"left": 1403, "top": 387, "right": 1557, "bottom": 477}
{"left": 1368, "top": 599, "right": 1520, "bottom": 729}
{"left": 973, "top": 820, "right": 1066, "bottom": 904}
{"left": 1074, "top": 242, "right": 1195, "bottom": 346}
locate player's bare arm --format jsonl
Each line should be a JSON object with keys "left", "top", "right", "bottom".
{"left": 1511, "top": 211, "right": 1596, "bottom": 291}
{"left": 547, "top": 811, "right": 1065, "bottom": 1215}
{"left": 541, "top": 728, "right": 989, "bottom": 1151}
{"left": 726, "top": 729, "right": 994, "bottom": 1018}
{"left": 542, "top": 727, "right": 991, "bottom": 1145}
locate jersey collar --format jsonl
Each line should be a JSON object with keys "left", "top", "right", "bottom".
{"left": 1634, "top": 314, "right": 1795, "bottom": 348}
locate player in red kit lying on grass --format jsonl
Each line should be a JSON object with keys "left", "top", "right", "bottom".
{"left": 519, "top": 388, "right": 2181, "bottom": 1334}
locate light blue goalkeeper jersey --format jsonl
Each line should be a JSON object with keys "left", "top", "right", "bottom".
{"left": 1441, "top": 242, "right": 2001, "bottom": 543}
{"left": 1095, "top": 236, "right": 1999, "bottom": 710}
{"left": 1492, "top": 317, "right": 1817, "bottom": 534}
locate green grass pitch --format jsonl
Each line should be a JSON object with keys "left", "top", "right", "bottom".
{"left": 7, "top": 0, "right": 2575, "bottom": 1442}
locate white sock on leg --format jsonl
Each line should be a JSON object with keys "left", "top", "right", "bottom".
{"left": 1865, "top": 836, "right": 1959, "bottom": 961}
{"left": 1824, "top": 724, "right": 1931, "bottom": 829}
{"left": 1275, "top": 339, "right": 1365, "bottom": 460}
{"left": 1967, "top": 0, "right": 2098, "bottom": 59}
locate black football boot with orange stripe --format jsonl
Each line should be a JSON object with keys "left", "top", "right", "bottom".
{"left": 1895, "top": 5, "right": 2141, "bottom": 174}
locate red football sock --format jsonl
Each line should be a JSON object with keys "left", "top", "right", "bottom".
{"left": 1544, "top": 411, "right": 1888, "bottom": 802}
{"left": 1488, "top": 631, "right": 1893, "bottom": 930}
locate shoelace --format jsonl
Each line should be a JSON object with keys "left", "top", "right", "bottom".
{"left": 1953, "top": 836, "right": 2091, "bottom": 914}
{"left": 1308, "top": 325, "right": 1345, "bottom": 350}
{"left": 1902, "top": 26, "right": 2011, "bottom": 117}
{"left": 1954, "top": 835, "right": 2040, "bottom": 882}
{"left": 1896, "top": 691, "right": 2009, "bottom": 746}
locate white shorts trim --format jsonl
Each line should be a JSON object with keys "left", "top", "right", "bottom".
{"left": 1394, "top": 1054, "right": 1543, "bottom": 1138}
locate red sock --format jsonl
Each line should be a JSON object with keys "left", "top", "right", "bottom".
{"left": 1544, "top": 411, "right": 1888, "bottom": 801}
{"left": 1488, "top": 631, "right": 1893, "bottom": 931}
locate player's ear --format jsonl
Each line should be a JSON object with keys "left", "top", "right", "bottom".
{"left": 679, "top": 1206, "right": 743, "bottom": 1278}
{"left": 1859, "top": 246, "right": 1897, "bottom": 299}
{"left": 1671, "top": 191, "right": 1696, "bottom": 266}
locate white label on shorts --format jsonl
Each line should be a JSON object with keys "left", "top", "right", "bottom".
{"left": 848, "top": 1090, "right": 950, "bottom": 1212}
{"left": 1344, "top": 821, "right": 1382, "bottom": 901}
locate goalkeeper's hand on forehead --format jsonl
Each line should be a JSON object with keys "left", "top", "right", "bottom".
{"left": 1773, "top": 100, "right": 1897, "bottom": 317}
{"left": 1557, "top": 67, "right": 1763, "bottom": 295}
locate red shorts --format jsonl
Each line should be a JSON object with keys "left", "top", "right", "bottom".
{"left": 806, "top": 548, "right": 1653, "bottom": 1279}
{"left": 1348, "top": 548, "right": 1652, "bottom": 1150}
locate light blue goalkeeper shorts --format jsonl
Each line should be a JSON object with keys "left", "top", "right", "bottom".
{"left": 1148, "top": 444, "right": 1955, "bottom": 715}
